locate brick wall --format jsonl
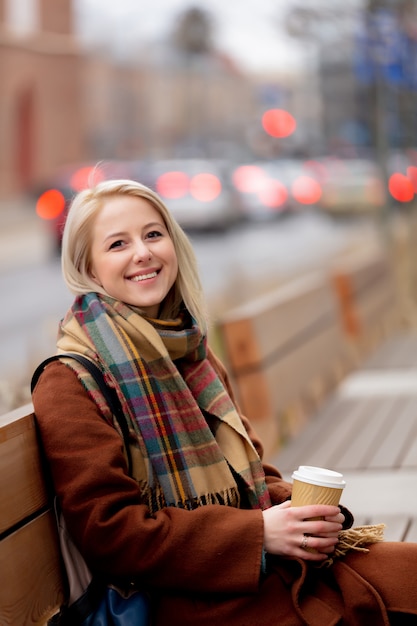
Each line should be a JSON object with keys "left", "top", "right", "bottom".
{"left": 0, "top": 0, "right": 83, "bottom": 198}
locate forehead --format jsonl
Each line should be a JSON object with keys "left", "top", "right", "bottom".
{"left": 97, "top": 193, "right": 162, "bottom": 220}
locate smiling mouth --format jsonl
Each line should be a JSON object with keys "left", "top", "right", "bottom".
{"left": 130, "top": 271, "right": 158, "bottom": 282}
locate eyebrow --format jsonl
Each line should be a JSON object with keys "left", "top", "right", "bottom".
{"left": 103, "top": 222, "right": 166, "bottom": 243}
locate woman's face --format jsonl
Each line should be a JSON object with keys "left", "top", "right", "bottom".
{"left": 89, "top": 194, "right": 178, "bottom": 318}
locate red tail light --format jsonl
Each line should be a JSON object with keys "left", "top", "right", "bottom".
{"left": 232, "top": 165, "right": 267, "bottom": 193}
{"left": 291, "top": 176, "right": 322, "bottom": 205}
{"left": 190, "top": 173, "right": 221, "bottom": 202}
{"left": 156, "top": 172, "right": 189, "bottom": 199}
{"left": 156, "top": 171, "right": 222, "bottom": 202}
{"left": 389, "top": 173, "right": 414, "bottom": 202}
{"left": 258, "top": 179, "right": 288, "bottom": 208}
{"left": 70, "top": 165, "right": 105, "bottom": 192}
{"left": 36, "top": 189, "right": 66, "bottom": 220}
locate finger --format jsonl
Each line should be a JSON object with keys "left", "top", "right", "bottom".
{"left": 297, "top": 535, "right": 338, "bottom": 558}
{"left": 276, "top": 500, "right": 292, "bottom": 509}
{"left": 324, "top": 513, "right": 345, "bottom": 524}
{"left": 296, "top": 544, "right": 334, "bottom": 561}
{"left": 302, "top": 519, "right": 343, "bottom": 536}
{"left": 314, "top": 531, "right": 341, "bottom": 539}
{"left": 293, "top": 504, "right": 341, "bottom": 519}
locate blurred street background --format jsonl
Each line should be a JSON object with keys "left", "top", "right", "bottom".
{"left": 2, "top": 0, "right": 417, "bottom": 412}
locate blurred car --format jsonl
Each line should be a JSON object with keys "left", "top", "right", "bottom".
{"left": 232, "top": 159, "right": 323, "bottom": 221}
{"left": 314, "top": 158, "right": 386, "bottom": 214}
{"left": 33, "top": 160, "right": 148, "bottom": 250}
{"left": 35, "top": 157, "right": 243, "bottom": 247}
{"left": 145, "top": 158, "right": 244, "bottom": 231}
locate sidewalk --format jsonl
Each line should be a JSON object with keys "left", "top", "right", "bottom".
{"left": 0, "top": 199, "right": 53, "bottom": 273}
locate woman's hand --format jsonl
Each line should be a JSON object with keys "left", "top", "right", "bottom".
{"left": 262, "top": 501, "right": 344, "bottom": 561}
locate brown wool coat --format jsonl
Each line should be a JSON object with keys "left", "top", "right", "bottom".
{"left": 32, "top": 352, "right": 417, "bottom": 625}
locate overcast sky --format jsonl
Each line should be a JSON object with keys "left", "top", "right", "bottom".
{"left": 73, "top": 0, "right": 306, "bottom": 73}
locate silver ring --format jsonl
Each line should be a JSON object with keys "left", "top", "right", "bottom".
{"left": 300, "top": 534, "right": 308, "bottom": 550}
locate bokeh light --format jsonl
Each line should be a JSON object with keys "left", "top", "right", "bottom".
{"left": 388, "top": 173, "right": 414, "bottom": 203}
{"left": 262, "top": 109, "right": 297, "bottom": 138}
{"left": 70, "top": 165, "right": 105, "bottom": 192}
{"left": 258, "top": 179, "right": 288, "bottom": 208}
{"left": 156, "top": 171, "right": 190, "bottom": 198}
{"left": 36, "top": 189, "right": 66, "bottom": 220}
{"left": 232, "top": 165, "right": 267, "bottom": 193}
{"left": 292, "top": 176, "right": 322, "bottom": 205}
{"left": 190, "top": 173, "right": 221, "bottom": 202}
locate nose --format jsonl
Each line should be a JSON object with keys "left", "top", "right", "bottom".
{"left": 132, "top": 240, "right": 152, "bottom": 263}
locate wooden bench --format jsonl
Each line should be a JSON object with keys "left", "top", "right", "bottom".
{"left": 217, "top": 247, "right": 403, "bottom": 461}
{"left": 272, "top": 378, "right": 417, "bottom": 473}
{"left": 330, "top": 247, "right": 402, "bottom": 361}
{"left": 217, "top": 271, "right": 349, "bottom": 460}
{"left": 271, "top": 332, "right": 417, "bottom": 543}
{"left": 0, "top": 404, "right": 63, "bottom": 626}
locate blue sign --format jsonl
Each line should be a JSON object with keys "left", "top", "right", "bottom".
{"left": 354, "top": 8, "right": 417, "bottom": 89}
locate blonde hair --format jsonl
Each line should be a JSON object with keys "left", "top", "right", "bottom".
{"left": 61, "top": 179, "right": 208, "bottom": 333}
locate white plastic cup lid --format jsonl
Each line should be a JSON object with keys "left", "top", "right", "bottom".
{"left": 291, "top": 465, "right": 346, "bottom": 489}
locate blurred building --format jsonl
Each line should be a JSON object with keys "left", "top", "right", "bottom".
{"left": 0, "top": 1, "right": 305, "bottom": 202}
{"left": 82, "top": 48, "right": 258, "bottom": 162}
{"left": 316, "top": 1, "right": 417, "bottom": 158}
{"left": 0, "top": 0, "right": 84, "bottom": 199}
{"left": 0, "top": 0, "right": 264, "bottom": 201}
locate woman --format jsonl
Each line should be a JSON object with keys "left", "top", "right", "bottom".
{"left": 32, "top": 179, "right": 417, "bottom": 625}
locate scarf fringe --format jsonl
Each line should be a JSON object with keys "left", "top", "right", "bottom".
{"left": 141, "top": 482, "right": 241, "bottom": 515}
{"left": 319, "top": 523, "right": 386, "bottom": 568}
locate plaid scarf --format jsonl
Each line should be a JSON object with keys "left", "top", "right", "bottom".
{"left": 57, "top": 293, "right": 271, "bottom": 513}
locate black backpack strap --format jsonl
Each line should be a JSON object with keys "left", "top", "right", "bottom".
{"left": 31, "top": 353, "right": 133, "bottom": 475}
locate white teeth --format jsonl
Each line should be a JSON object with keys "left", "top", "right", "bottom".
{"left": 130, "top": 271, "right": 157, "bottom": 282}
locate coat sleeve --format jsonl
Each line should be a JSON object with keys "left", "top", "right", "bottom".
{"left": 207, "top": 349, "right": 293, "bottom": 504}
{"left": 32, "top": 361, "right": 265, "bottom": 594}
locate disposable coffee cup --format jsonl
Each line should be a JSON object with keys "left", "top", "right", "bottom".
{"left": 291, "top": 465, "right": 346, "bottom": 519}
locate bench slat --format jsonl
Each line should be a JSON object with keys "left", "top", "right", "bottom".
{"left": 220, "top": 273, "right": 339, "bottom": 371}
{"left": 331, "top": 251, "right": 399, "bottom": 341}
{"left": 377, "top": 515, "right": 410, "bottom": 542}
{"left": 404, "top": 519, "right": 417, "bottom": 543}
{"left": 400, "top": 423, "right": 417, "bottom": 469}
{"left": 335, "top": 397, "right": 397, "bottom": 469}
{"left": 364, "top": 335, "right": 417, "bottom": 369}
{"left": 0, "top": 408, "right": 49, "bottom": 533}
{"left": 278, "top": 398, "right": 371, "bottom": 471}
{"left": 353, "top": 514, "right": 409, "bottom": 542}
{"left": 274, "top": 392, "right": 417, "bottom": 474}
{"left": 368, "top": 397, "right": 417, "bottom": 469}
{"left": 237, "top": 323, "right": 343, "bottom": 421}
{"left": 271, "top": 394, "right": 345, "bottom": 472}
{"left": 0, "top": 510, "right": 64, "bottom": 626}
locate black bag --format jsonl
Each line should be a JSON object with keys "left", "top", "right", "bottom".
{"left": 32, "top": 353, "right": 150, "bottom": 626}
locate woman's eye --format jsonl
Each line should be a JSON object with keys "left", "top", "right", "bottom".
{"left": 109, "top": 240, "right": 124, "bottom": 249}
{"left": 146, "top": 230, "right": 163, "bottom": 239}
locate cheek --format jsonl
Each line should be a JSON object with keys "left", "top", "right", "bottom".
{"left": 90, "top": 273, "right": 103, "bottom": 287}
{"left": 88, "top": 250, "right": 108, "bottom": 287}
{"left": 171, "top": 256, "right": 179, "bottom": 282}
{"left": 169, "top": 246, "right": 179, "bottom": 272}
{"left": 88, "top": 262, "right": 102, "bottom": 286}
